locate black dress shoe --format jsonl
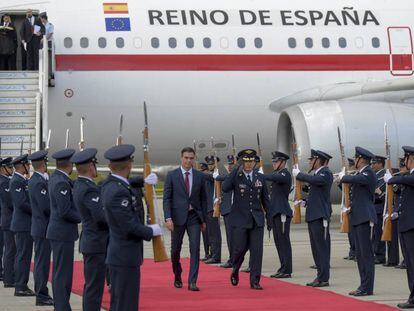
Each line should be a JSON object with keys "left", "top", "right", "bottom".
{"left": 174, "top": 276, "right": 183, "bottom": 289}
{"left": 306, "top": 280, "right": 318, "bottom": 287}
{"left": 188, "top": 283, "right": 200, "bottom": 291}
{"left": 201, "top": 256, "right": 211, "bottom": 262}
{"left": 4, "top": 283, "right": 15, "bottom": 288}
{"left": 396, "top": 264, "right": 407, "bottom": 269}
{"left": 270, "top": 272, "right": 281, "bottom": 278}
{"left": 36, "top": 299, "right": 54, "bottom": 306}
{"left": 309, "top": 265, "right": 317, "bottom": 269}
{"left": 275, "top": 273, "right": 292, "bottom": 279}
{"left": 312, "top": 281, "right": 329, "bottom": 288}
{"left": 14, "top": 288, "right": 35, "bottom": 296}
{"left": 250, "top": 283, "right": 263, "bottom": 290}
{"left": 374, "top": 258, "right": 386, "bottom": 265}
{"left": 0, "top": 276, "right": 3, "bottom": 282}
{"left": 230, "top": 270, "right": 239, "bottom": 286}
{"left": 204, "top": 258, "right": 221, "bottom": 264}
{"left": 383, "top": 262, "right": 397, "bottom": 267}
{"left": 220, "top": 261, "right": 232, "bottom": 269}
{"left": 241, "top": 267, "right": 250, "bottom": 273}
{"left": 351, "top": 289, "right": 371, "bottom": 297}
{"left": 397, "top": 301, "right": 414, "bottom": 309}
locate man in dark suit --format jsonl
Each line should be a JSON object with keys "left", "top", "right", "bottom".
{"left": 71, "top": 148, "right": 108, "bottom": 311}
{"left": 264, "top": 151, "right": 293, "bottom": 279}
{"left": 385, "top": 146, "right": 414, "bottom": 309}
{"left": 20, "top": 9, "right": 45, "bottom": 70}
{"left": 0, "top": 13, "right": 17, "bottom": 70}
{"left": 102, "top": 144, "right": 161, "bottom": 311}
{"left": 0, "top": 157, "right": 16, "bottom": 288}
{"left": 371, "top": 155, "right": 387, "bottom": 264}
{"left": 294, "top": 149, "right": 333, "bottom": 288}
{"left": 46, "top": 148, "right": 80, "bottom": 311}
{"left": 222, "top": 149, "right": 270, "bottom": 290}
{"left": 163, "top": 147, "right": 207, "bottom": 291}
{"left": 10, "top": 154, "right": 35, "bottom": 296}
{"left": 339, "top": 147, "right": 377, "bottom": 296}
{"left": 28, "top": 150, "right": 53, "bottom": 306}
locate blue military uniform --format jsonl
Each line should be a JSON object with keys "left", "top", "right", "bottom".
{"left": 222, "top": 149, "right": 270, "bottom": 289}
{"left": 102, "top": 145, "right": 154, "bottom": 311}
{"left": 0, "top": 157, "right": 15, "bottom": 287}
{"left": 343, "top": 158, "right": 356, "bottom": 261}
{"left": 372, "top": 156, "right": 386, "bottom": 264}
{"left": 387, "top": 146, "right": 414, "bottom": 308}
{"left": 203, "top": 155, "right": 222, "bottom": 264}
{"left": 10, "top": 154, "right": 35, "bottom": 296}
{"left": 28, "top": 150, "right": 53, "bottom": 305}
{"left": 198, "top": 162, "right": 211, "bottom": 261}
{"left": 341, "top": 147, "right": 377, "bottom": 296}
{"left": 46, "top": 148, "right": 80, "bottom": 311}
{"left": 263, "top": 151, "right": 293, "bottom": 278}
{"left": 71, "top": 148, "right": 108, "bottom": 311}
{"left": 296, "top": 150, "right": 333, "bottom": 287}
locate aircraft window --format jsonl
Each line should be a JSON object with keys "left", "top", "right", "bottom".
{"left": 64, "top": 37, "right": 73, "bottom": 48}
{"left": 80, "top": 37, "right": 89, "bottom": 48}
{"left": 151, "top": 37, "right": 160, "bottom": 48}
{"left": 220, "top": 37, "right": 229, "bottom": 49}
{"left": 203, "top": 37, "right": 212, "bottom": 48}
{"left": 355, "top": 37, "right": 364, "bottom": 49}
{"left": 254, "top": 38, "right": 263, "bottom": 49}
{"left": 133, "top": 37, "right": 142, "bottom": 49}
{"left": 186, "top": 37, "right": 194, "bottom": 48}
{"left": 322, "top": 37, "right": 330, "bottom": 48}
{"left": 288, "top": 38, "right": 296, "bottom": 48}
{"left": 237, "top": 37, "right": 246, "bottom": 49}
{"left": 98, "top": 37, "right": 107, "bottom": 48}
{"left": 372, "top": 37, "right": 380, "bottom": 48}
{"left": 305, "top": 38, "right": 313, "bottom": 48}
{"left": 338, "top": 37, "right": 347, "bottom": 48}
{"left": 116, "top": 37, "right": 124, "bottom": 48}
{"left": 169, "top": 37, "right": 177, "bottom": 49}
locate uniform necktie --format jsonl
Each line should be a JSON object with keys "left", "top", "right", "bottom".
{"left": 185, "top": 172, "right": 190, "bottom": 195}
{"left": 247, "top": 174, "right": 252, "bottom": 184}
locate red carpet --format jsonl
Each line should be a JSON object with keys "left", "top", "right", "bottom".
{"left": 66, "top": 259, "right": 395, "bottom": 311}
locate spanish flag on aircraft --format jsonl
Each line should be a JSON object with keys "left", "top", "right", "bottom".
{"left": 103, "top": 3, "right": 129, "bottom": 14}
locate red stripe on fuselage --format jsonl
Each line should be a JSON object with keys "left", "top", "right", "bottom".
{"left": 55, "top": 54, "right": 391, "bottom": 71}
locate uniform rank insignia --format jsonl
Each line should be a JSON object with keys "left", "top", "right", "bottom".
{"left": 15, "top": 188, "right": 22, "bottom": 192}
{"left": 239, "top": 184, "right": 247, "bottom": 189}
{"left": 41, "top": 189, "right": 47, "bottom": 195}
{"left": 121, "top": 199, "right": 129, "bottom": 207}
{"left": 5, "top": 188, "right": 9, "bottom": 192}
{"left": 255, "top": 180, "right": 262, "bottom": 187}
{"left": 281, "top": 173, "right": 286, "bottom": 176}
{"left": 363, "top": 173, "right": 368, "bottom": 176}
{"left": 92, "top": 197, "right": 100, "bottom": 203}
{"left": 320, "top": 173, "right": 325, "bottom": 177}
{"left": 60, "top": 190, "right": 68, "bottom": 195}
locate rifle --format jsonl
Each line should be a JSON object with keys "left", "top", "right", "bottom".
{"left": 45, "top": 129, "right": 51, "bottom": 151}
{"left": 211, "top": 137, "right": 221, "bottom": 218}
{"left": 65, "top": 129, "right": 70, "bottom": 149}
{"left": 193, "top": 140, "right": 200, "bottom": 170}
{"left": 381, "top": 123, "right": 393, "bottom": 241}
{"left": 20, "top": 137, "right": 24, "bottom": 155}
{"left": 292, "top": 131, "right": 302, "bottom": 224}
{"left": 142, "top": 102, "right": 168, "bottom": 262}
{"left": 116, "top": 114, "right": 123, "bottom": 146}
{"left": 79, "top": 117, "right": 86, "bottom": 151}
{"left": 28, "top": 134, "right": 33, "bottom": 155}
{"left": 256, "top": 133, "right": 264, "bottom": 172}
{"left": 231, "top": 133, "right": 237, "bottom": 165}
{"left": 337, "top": 127, "right": 350, "bottom": 233}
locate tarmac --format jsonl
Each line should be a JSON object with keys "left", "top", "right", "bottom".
{"left": 0, "top": 203, "right": 408, "bottom": 310}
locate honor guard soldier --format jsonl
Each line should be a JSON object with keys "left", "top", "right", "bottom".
{"left": 394, "top": 158, "right": 408, "bottom": 269}
{"left": 222, "top": 149, "right": 270, "bottom": 290}
{"left": 263, "top": 151, "right": 293, "bottom": 279}
{"left": 371, "top": 155, "right": 387, "bottom": 264}
{"left": 0, "top": 157, "right": 16, "bottom": 288}
{"left": 343, "top": 158, "right": 356, "bottom": 261}
{"left": 339, "top": 147, "right": 377, "bottom": 296}
{"left": 71, "top": 148, "right": 108, "bottom": 311}
{"left": 10, "top": 154, "right": 35, "bottom": 296}
{"left": 102, "top": 144, "right": 161, "bottom": 311}
{"left": 27, "top": 150, "right": 54, "bottom": 306}
{"left": 293, "top": 149, "right": 333, "bottom": 287}
{"left": 203, "top": 155, "right": 222, "bottom": 264}
{"left": 384, "top": 146, "right": 414, "bottom": 309}
{"left": 199, "top": 162, "right": 211, "bottom": 261}
{"left": 46, "top": 148, "right": 80, "bottom": 311}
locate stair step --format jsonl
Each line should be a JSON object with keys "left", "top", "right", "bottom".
{"left": 0, "top": 150, "right": 29, "bottom": 157}
{"left": 0, "top": 104, "right": 35, "bottom": 110}
{"left": 0, "top": 129, "right": 36, "bottom": 136}
{"left": 0, "top": 71, "right": 39, "bottom": 79}
{"left": 0, "top": 123, "right": 35, "bottom": 130}
{"left": 0, "top": 85, "right": 39, "bottom": 91}
{"left": 0, "top": 135, "right": 34, "bottom": 143}
{"left": 0, "top": 79, "right": 38, "bottom": 85}
{"left": 0, "top": 110, "right": 36, "bottom": 117}
{"left": 0, "top": 117, "right": 36, "bottom": 124}
{"left": 1, "top": 142, "right": 34, "bottom": 150}
{"left": 0, "top": 98, "right": 37, "bottom": 104}
{"left": 0, "top": 91, "right": 38, "bottom": 98}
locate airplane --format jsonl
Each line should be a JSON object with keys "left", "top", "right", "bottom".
{"left": 1, "top": 0, "right": 414, "bottom": 179}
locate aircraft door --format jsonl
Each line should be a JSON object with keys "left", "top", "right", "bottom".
{"left": 388, "top": 27, "right": 413, "bottom": 76}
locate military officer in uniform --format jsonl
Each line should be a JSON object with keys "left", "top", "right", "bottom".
{"left": 203, "top": 155, "right": 222, "bottom": 264}
{"left": 10, "top": 154, "right": 35, "bottom": 296}
{"left": 394, "top": 158, "right": 408, "bottom": 270}
{"left": 27, "top": 150, "right": 54, "bottom": 306}
{"left": 371, "top": 155, "right": 387, "bottom": 264}
{"left": 339, "top": 147, "right": 377, "bottom": 296}
{"left": 71, "top": 148, "right": 108, "bottom": 311}
{"left": 199, "top": 162, "right": 211, "bottom": 262}
{"left": 385, "top": 146, "right": 414, "bottom": 309}
{"left": 222, "top": 149, "right": 270, "bottom": 290}
{"left": 102, "top": 144, "right": 161, "bottom": 311}
{"left": 343, "top": 158, "right": 356, "bottom": 261}
{"left": 293, "top": 150, "right": 333, "bottom": 287}
{"left": 264, "top": 151, "right": 293, "bottom": 279}
{"left": 46, "top": 148, "right": 80, "bottom": 311}
{"left": 0, "top": 157, "right": 16, "bottom": 288}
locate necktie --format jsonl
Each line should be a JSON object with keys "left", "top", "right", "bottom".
{"left": 247, "top": 174, "right": 252, "bottom": 183}
{"left": 185, "top": 172, "right": 190, "bottom": 195}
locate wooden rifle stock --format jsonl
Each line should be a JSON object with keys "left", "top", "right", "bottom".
{"left": 143, "top": 103, "right": 168, "bottom": 262}
{"left": 193, "top": 140, "right": 200, "bottom": 170}
{"left": 211, "top": 137, "right": 221, "bottom": 218}
{"left": 292, "top": 140, "right": 302, "bottom": 224}
{"left": 337, "top": 127, "right": 350, "bottom": 233}
{"left": 381, "top": 124, "right": 393, "bottom": 241}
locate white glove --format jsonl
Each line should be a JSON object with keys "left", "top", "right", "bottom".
{"left": 258, "top": 168, "right": 264, "bottom": 174}
{"left": 294, "top": 200, "right": 306, "bottom": 208}
{"left": 292, "top": 167, "right": 300, "bottom": 177}
{"left": 144, "top": 173, "right": 158, "bottom": 185}
{"left": 213, "top": 169, "right": 219, "bottom": 180}
{"left": 384, "top": 169, "right": 392, "bottom": 183}
{"left": 148, "top": 224, "right": 162, "bottom": 237}
{"left": 338, "top": 167, "right": 345, "bottom": 181}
